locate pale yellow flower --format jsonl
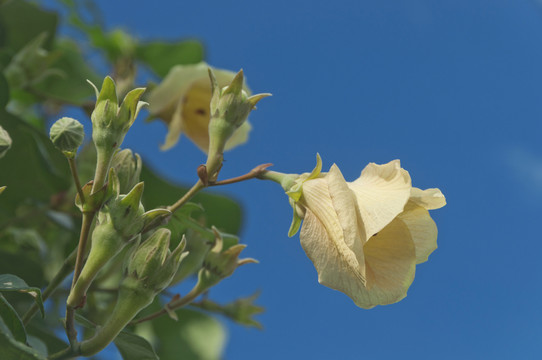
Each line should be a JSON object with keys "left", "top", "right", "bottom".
{"left": 293, "top": 159, "right": 445, "bottom": 309}
{"left": 148, "top": 62, "right": 251, "bottom": 152}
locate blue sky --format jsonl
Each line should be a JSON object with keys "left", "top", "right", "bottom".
{"left": 46, "top": 0, "right": 542, "bottom": 359}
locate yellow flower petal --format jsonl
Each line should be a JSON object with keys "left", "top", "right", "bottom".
{"left": 300, "top": 209, "right": 368, "bottom": 302}
{"left": 302, "top": 172, "right": 366, "bottom": 286}
{"left": 398, "top": 202, "right": 438, "bottom": 264}
{"left": 362, "top": 218, "right": 416, "bottom": 308}
{"left": 348, "top": 160, "right": 411, "bottom": 240}
{"left": 410, "top": 187, "right": 446, "bottom": 210}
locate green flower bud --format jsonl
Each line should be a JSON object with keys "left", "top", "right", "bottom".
{"left": 0, "top": 125, "right": 12, "bottom": 159}
{"left": 49, "top": 117, "right": 85, "bottom": 158}
{"left": 89, "top": 77, "right": 146, "bottom": 149}
{"left": 111, "top": 149, "right": 142, "bottom": 194}
{"left": 88, "top": 76, "right": 147, "bottom": 191}
{"left": 100, "top": 182, "right": 146, "bottom": 239}
{"left": 126, "top": 228, "right": 187, "bottom": 293}
{"left": 205, "top": 69, "right": 271, "bottom": 178}
{"left": 0, "top": 186, "right": 6, "bottom": 196}
{"left": 198, "top": 227, "right": 257, "bottom": 290}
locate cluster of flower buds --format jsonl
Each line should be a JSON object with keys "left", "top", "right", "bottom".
{"left": 67, "top": 171, "right": 171, "bottom": 308}
{"left": 79, "top": 228, "right": 187, "bottom": 357}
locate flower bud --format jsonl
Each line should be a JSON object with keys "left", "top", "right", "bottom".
{"left": 49, "top": 117, "right": 85, "bottom": 158}
{"left": 0, "top": 125, "right": 12, "bottom": 159}
{"left": 197, "top": 227, "right": 257, "bottom": 290}
{"left": 88, "top": 77, "right": 147, "bottom": 191}
{"left": 205, "top": 69, "right": 270, "bottom": 178}
{"left": 126, "top": 228, "right": 187, "bottom": 293}
{"left": 101, "top": 182, "right": 146, "bottom": 239}
{"left": 0, "top": 186, "right": 6, "bottom": 196}
{"left": 111, "top": 149, "right": 142, "bottom": 194}
{"left": 89, "top": 77, "right": 146, "bottom": 151}
{"left": 148, "top": 62, "right": 255, "bottom": 153}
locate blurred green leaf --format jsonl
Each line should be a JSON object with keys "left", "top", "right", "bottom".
{"left": 140, "top": 165, "right": 242, "bottom": 234}
{"left": 135, "top": 40, "right": 204, "bottom": 77}
{"left": 0, "top": 71, "right": 8, "bottom": 109}
{"left": 0, "top": 111, "right": 70, "bottom": 218}
{"left": 0, "top": 274, "right": 44, "bottom": 318}
{"left": 152, "top": 308, "right": 226, "bottom": 360}
{"left": 26, "top": 335, "right": 47, "bottom": 357}
{"left": 0, "top": 0, "right": 58, "bottom": 53}
{"left": 0, "top": 317, "right": 46, "bottom": 360}
{"left": 114, "top": 331, "right": 159, "bottom": 360}
{"left": 33, "top": 39, "right": 101, "bottom": 105}
{"left": 0, "top": 294, "right": 26, "bottom": 343}
{"left": 0, "top": 252, "right": 45, "bottom": 289}
{"left": 26, "top": 323, "right": 67, "bottom": 356}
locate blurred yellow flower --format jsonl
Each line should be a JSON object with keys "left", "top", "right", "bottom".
{"left": 148, "top": 62, "right": 251, "bottom": 152}
{"left": 295, "top": 159, "right": 445, "bottom": 309}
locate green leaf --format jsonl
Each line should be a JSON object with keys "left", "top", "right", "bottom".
{"left": 152, "top": 308, "right": 226, "bottom": 360}
{"left": 32, "top": 39, "right": 102, "bottom": 105}
{"left": 0, "top": 0, "right": 58, "bottom": 53}
{"left": 0, "top": 294, "right": 26, "bottom": 343}
{"left": 0, "top": 111, "right": 70, "bottom": 218}
{"left": 135, "top": 40, "right": 204, "bottom": 77}
{"left": 0, "top": 71, "right": 8, "bottom": 109}
{"left": 0, "top": 275, "right": 44, "bottom": 318}
{"left": 26, "top": 323, "right": 67, "bottom": 356}
{"left": 0, "top": 252, "right": 46, "bottom": 290}
{"left": 140, "top": 165, "right": 242, "bottom": 235}
{"left": 114, "top": 331, "right": 159, "bottom": 360}
{"left": 0, "top": 317, "right": 46, "bottom": 360}
{"left": 26, "top": 336, "right": 47, "bottom": 357}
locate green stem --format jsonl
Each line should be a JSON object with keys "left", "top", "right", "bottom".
{"left": 92, "top": 148, "right": 114, "bottom": 193}
{"left": 258, "top": 170, "right": 297, "bottom": 190}
{"left": 68, "top": 158, "right": 85, "bottom": 204}
{"left": 22, "top": 249, "right": 77, "bottom": 325}
{"left": 167, "top": 180, "right": 205, "bottom": 213}
{"left": 65, "top": 211, "right": 95, "bottom": 344}
{"left": 79, "top": 288, "right": 153, "bottom": 357}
